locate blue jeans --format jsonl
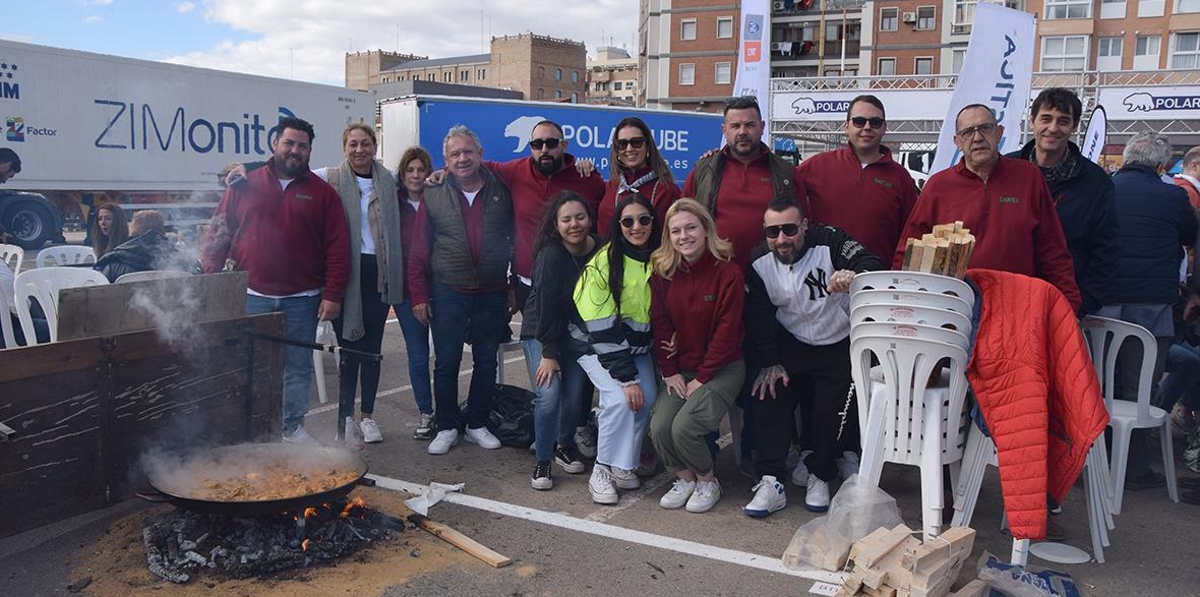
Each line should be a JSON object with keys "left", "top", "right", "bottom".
{"left": 430, "top": 285, "right": 507, "bottom": 431}
{"left": 396, "top": 298, "right": 433, "bottom": 415}
{"left": 1155, "top": 341, "right": 1200, "bottom": 410}
{"left": 246, "top": 294, "right": 321, "bottom": 433}
{"left": 523, "top": 339, "right": 586, "bottom": 462}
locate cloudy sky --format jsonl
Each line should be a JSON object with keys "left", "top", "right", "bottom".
{"left": 2, "top": 0, "right": 638, "bottom": 86}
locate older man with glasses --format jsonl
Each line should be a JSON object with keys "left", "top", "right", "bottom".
{"left": 893, "top": 104, "right": 1081, "bottom": 311}
{"left": 797, "top": 95, "right": 919, "bottom": 264}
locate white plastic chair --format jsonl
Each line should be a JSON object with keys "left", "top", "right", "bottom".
{"left": 13, "top": 268, "right": 109, "bottom": 344}
{"left": 0, "top": 286, "right": 18, "bottom": 348}
{"left": 35, "top": 245, "right": 96, "bottom": 268}
{"left": 851, "top": 287, "right": 974, "bottom": 316}
{"left": 1079, "top": 315, "right": 1179, "bottom": 514}
{"left": 114, "top": 270, "right": 191, "bottom": 283}
{"left": 313, "top": 320, "right": 337, "bottom": 404}
{"left": 851, "top": 270, "right": 975, "bottom": 306}
{"left": 850, "top": 320, "right": 968, "bottom": 351}
{"left": 952, "top": 423, "right": 1114, "bottom": 564}
{"left": 851, "top": 303, "right": 972, "bottom": 335}
{"left": 0, "top": 243, "right": 24, "bottom": 274}
{"left": 849, "top": 332, "right": 971, "bottom": 541}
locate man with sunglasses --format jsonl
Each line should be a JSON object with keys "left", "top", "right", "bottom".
{"left": 894, "top": 104, "right": 1081, "bottom": 312}
{"left": 797, "top": 95, "right": 919, "bottom": 263}
{"left": 743, "top": 197, "right": 882, "bottom": 515}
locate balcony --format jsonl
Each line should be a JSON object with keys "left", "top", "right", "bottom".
{"left": 771, "top": 0, "right": 867, "bottom": 13}
{"left": 770, "top": 40, "right": 860, "bottom": 60}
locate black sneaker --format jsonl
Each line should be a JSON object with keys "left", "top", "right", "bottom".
{"left": 554, "top": 445, "right": 586, "bottom": 474}
{"left": 531, "top": 460, "right": 553, "bottom": 491}
{"left": 1124, "top": 470, "right": 1167, "bottom": 491}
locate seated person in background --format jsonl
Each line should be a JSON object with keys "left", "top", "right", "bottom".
{"left": 94, "top": 210, "right": 186, "bottom": 282}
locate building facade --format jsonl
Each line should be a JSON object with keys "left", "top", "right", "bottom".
{"left": 587, "top": 46, "right": 640, "bottom": 105}
{"left": 345, "top": 33, "right": 588, "bottom": 102}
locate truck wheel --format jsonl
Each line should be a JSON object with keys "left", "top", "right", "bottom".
{"left": 3, "top": 200, "right": 54, "bottom": 250}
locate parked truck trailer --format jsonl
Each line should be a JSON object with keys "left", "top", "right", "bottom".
{"left": 0, "top": 39, "right": 374, "bottom": 248}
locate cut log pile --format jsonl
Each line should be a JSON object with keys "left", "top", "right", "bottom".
{"left": 835, "top": 525, "right": 979, "bottom": 597}
{"left": 900, "top": 222, "right": 976, "bottom": 279}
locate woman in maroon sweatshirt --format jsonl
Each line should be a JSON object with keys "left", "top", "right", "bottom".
{"left": 648, "top": 198, "right": 746, "bottom": 514}
{"left": 599, "top": 117, "right": 681, "bottom": 238}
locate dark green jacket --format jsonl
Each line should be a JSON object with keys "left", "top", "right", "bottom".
{"left": 422, "top": 169, "right": 513, "bottom": 292}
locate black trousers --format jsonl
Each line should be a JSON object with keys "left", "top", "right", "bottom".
{"left": 333, "top": 254, "right": 391, "bottom": 421}
{"left": 753, "top": 335, "right": 852, "bottom": 482}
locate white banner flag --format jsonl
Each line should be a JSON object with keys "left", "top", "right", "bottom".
{"left": 733, "top": 0, "right": 771, "bottom": 146}
{"left": 929, "top": 2, "right": 1035, "bottom": 175}
{"left": 1080, "top": 105, "right": 1107, "bottom": 163}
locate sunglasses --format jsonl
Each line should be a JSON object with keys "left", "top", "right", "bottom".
{"left": 615, "top": 137, "right": 648, "bottom": 150}
{"left": 764, "top": 223, "right": 801, "bottom": 238}
{"left": 850, "top": 116, "right": 885, "bottom": 129}
{"left": 955, "top": 123, "right": 997, "bottom": 140}
{"left": 620, "top": 214, "right": 654, "bottom": 229}
{"left": 529, "top": 138, "right": 561, "bottom": 150}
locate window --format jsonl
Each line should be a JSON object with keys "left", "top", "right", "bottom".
{"left": 1138, "top": 0, "right": 1165, "bottom": 17}
{"left": 426, "top": 73, "right": 434, "bottom": 81}
{"left": 1041, "top": 35, "right": 1088, "bottom": 71}
{"left": 460, "top": 69, "right": 469, "bottom": 82}
{"left": 555, "top": 90, "right": 563, "bottom": 99}
{"left": 717, "top": 16, "right": 735, "bottom": 39}
{"left": 953, "top": 0, "right": 976, "bottom": 31}
{"left": 572, "top": 70, "right": 579, "bottom": 83}
{"left": 1097, "top": 37, "right": 1122, "bottom": 70}
{"left": 877, "top": 57, "right": 896, "bottom": 75}
{"left": 880, "top": 8, "right": 899, "bottom": 31}
{"left": 681, "top": 19, "right": 697, "bottom": 41}
{"left": 916, "top": 6, "right": 936, "bottom": 30}
{"left": 679, "top": 63, "right": 695, "bottom": 85}
{"left": 1172, "top": 32, "right": 1200, "bottom": 68}
{"left": 1101, "top": 0, "right": 1126, "bottom": 18}
{"left": 626, "top": 81, "right": 636, "bottom": 90}
{"left": 571, "top": 92, "right": 579, "bottom": 103}
{"left": 537, "top": 88, "right": 545, "bottom": 99}
{"left": 477, "top": 68, "right": 486, "bottom": 80}
{"left": 554, "top": 68, "right": 563, "bottom": 81}
{"left": 1044, "top": 0, "right": 1091, "bottom": 19}
{"left": 1135, "top": 34, "right": 1161, "bottom": 69}
{"left": 915, "top": 57, "right": 934, "bottom": 74}
{"left": 1180, "top": 0, "right": 1200, "bottom": 13}
{"left": 538, "top": 66, "right": 545, "bottom": 79}
{"left": 443, "top": 71, "right": 452, "bottom": 82}
{"left": 715, "top": 62, "right": 732, "bottom": 85}
{"left": 826, "top": 23, "right": 842, "bottom": 41}
{"left": 952, "top": 48, "right": 967, "bottom": 73}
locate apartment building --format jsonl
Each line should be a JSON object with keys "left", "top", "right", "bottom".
{"left": 587, "top": 46, "right": 640, "bottom": 106}
{"left": 345, "top": 33, "right": 588, "bottom": 102}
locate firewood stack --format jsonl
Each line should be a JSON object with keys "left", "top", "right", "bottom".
{"left": 900, "top": 222, "right": 976, "bottom": 279}
{"left": 834, "top": 525, "right": 979, "bottom": 597}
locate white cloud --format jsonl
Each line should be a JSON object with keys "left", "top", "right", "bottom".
{"left": 84, "top": 15, "right": 103, "bottom": 23}
{"left": 177, "top": 1, "right": 195, "bottom": 13}
{"left": 164, "top": 0, "right": 636, "bottom": 86}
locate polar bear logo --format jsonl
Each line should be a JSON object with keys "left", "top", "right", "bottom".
{"left": 1123, "top": 93, "right": 1155, "bottom": 113}
{"left": 791, "top": 97, "right": 817, "bottom": 115}
{"left": 504, "top": 115, "right": 547, "bottom": 153}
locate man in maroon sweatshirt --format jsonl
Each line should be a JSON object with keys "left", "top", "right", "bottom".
{"left": 202, "top": 116, "right": 351, "bottom": 444}
{"left": 894, "top": 104, "right": 1081, "bottom": 311}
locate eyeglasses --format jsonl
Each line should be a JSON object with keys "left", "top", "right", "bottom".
{"left": 615, "top": 137, "right": 648, "bottom": 150}
{"left": 764, "top": 223, "right": 801, "bottom": 238}
{"left": 955, "top": 123, "right": 997, "bottom": 140}
{"left": 849, "top": 116, "right": 885, "bottom": 129}
{"left": 529, "top": 138, "right": 562, "bottom": 150}
{"left": 620, "top": 214, "right": 654, "bottom": 229}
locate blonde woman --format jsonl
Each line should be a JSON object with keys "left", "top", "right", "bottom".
{"left": 648, "top": 198, "right": 746, "bottom": 513}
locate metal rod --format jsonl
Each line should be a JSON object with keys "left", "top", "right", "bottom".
{"left": 249, "top": 333, "right": 382, "bottom": 363}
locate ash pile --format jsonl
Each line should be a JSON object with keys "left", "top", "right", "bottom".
{"left": 141, "top": 498, "right": 405, "bottom": 583}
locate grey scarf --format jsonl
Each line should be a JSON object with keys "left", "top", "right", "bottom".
{"left": 329, "top": 159, "right": 403, "bottom": 342}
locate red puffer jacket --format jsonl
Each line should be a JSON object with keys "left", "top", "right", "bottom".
{"left": 965, "top": 269, "right": 1109, "bottom": 540}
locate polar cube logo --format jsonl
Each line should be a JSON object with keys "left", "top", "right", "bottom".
{"left": 790, "top": 97, "right": 850, "bottom": 115}
{"left": 1123, "top": 92, "right": 1200, "bottom": 112}
{"left": 6, "top": 116, "right": 23, "bottom": 142}
{"left": 504, "top": 115, "right": 547, "bottom": 152}
{"left": 0, "top": 60, "right": 19, "bottom": 100}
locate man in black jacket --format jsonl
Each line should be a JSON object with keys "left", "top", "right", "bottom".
{"left": 94, "top": 210, "right": 184, "bottom": 282}
{"left": 1006, "top": 88, "right": 1119, "bottom": 316}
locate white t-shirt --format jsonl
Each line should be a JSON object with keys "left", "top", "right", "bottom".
{"left": 463, "top": 189, "right": 480, "bottom": 207}
{"left": 313, "top": 167, "right": 378, "bottom": 255}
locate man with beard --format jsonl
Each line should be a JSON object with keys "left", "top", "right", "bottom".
{"left": 742, "top": 197, "right": 882, "bottom": 515}
{"left": 202, "top": 116, "right": 351, "bottom": 444}
{"left": 408, "top": 125, "right": 513, "bottom": 456}
{"left": 1006, "top": 88, "right": 1119, "bottom": 317}
{"left": 683, "top": 96, "right": 807, "bottom": 269}
{"left": 894, "top": 104, "right": 1081, "bottom": 312}
{"left": 797, "top": 95, "right": 918, "bottom": 263}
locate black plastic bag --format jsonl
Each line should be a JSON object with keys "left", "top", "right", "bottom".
{"left": 487, "top": 384, "right": 535, "bottom": 449}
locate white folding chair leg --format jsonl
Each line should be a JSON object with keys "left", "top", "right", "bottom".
{"left": 859, "top": 397, "right": 889, "bottom": 486}
{"left": 920, "top": 411, "right": 944, "bottom": 541}
{"left": 1085, "top": 448, "right": 1107, "bottom": 564}
{"left": 1010, "top": 539, "right": 1030, "bottom": 566}
{"left": 1108, "top": 420, "right": 1133, "bottom": 515}
{"left": 951, "top": 427, "right": 990, "bottom": 527}
{"left": 1160, "top": 422, "right": 1180, "bottom": 503}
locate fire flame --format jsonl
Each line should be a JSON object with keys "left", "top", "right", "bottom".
{"left": 301, "top": 539, "right": 310, "bottom": 552}
{"left": 340, "top": 496, "right": 367, "bottom": 518}
{"left": 303, "top": 506, "right": 320, "bottom": 518}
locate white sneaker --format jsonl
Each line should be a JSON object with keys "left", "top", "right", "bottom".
{"left": 686, "top": 479, "right": 722, "bottom": 513}
{"left": 360, "top": 417, "right": 383, "bottom": 443}
{"left": 791, "top": 449, "right": 813, "bottom": 486}
{"left": 610, "top": 466, "right": 641, "bottom": 490}
{"left": 660, "top": 479, "right": 696, "bottom": 509}
{"left": 464, "top": 426, "right": 501, "bottom": 450}
{"left": 744, "top": 475, "right": 787, "bottom": 518}
{"left": 575, "top": 425, "right": 597, "bottom": 459}
{"left": 805, "top": 475, "right": 831, "bottom": 512}
{"left": 282, "top": 425, "right": 320, "bottom": 445}
{"left": 427, "top": 429, "right": 460, "bottom": 455}
{"left": 836, "top": 451, "right": 859, "bottom": 480}
{"left": 589, "top": 465, "right": 619, "bottom": 505}
{"left": 342, "top": 417, "right": 363, "bottom": 448}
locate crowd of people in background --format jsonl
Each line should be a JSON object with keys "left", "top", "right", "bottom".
{"left": 6, "top": 85, "right": 1198, "bottom": 521}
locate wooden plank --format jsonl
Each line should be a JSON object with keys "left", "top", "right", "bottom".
{"left": 408, "top": 514, "right": 512, "bottom": 568}
{"left": 851, "top": 527, "right": 896, "bottom": 563}
{"left": 857, "top": 524, "right": 915, "bottom": 570}
{"left": 903, "top": 527, "right": 975, "bottom": 577}
{"left": 863, "top": 537, "right": 920, "bottom": 590}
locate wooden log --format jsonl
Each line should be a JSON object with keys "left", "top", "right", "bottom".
{"left": 918, "top": 236, "right": 938, "bottom": 273}
{"left": 902, "top": 238, "right": 918, "bottom": 270}
{"left": 407, "top": 514, "right": 512, "bottom": 568}
{"left": 856, "top": 524, "right": 916, "bottom": 570}
{"left": 851, "top": 527, "right": 894, "bottom": 563}
{"left": 903, "top": 527, "right": 975, "bottom": 577}
{"left": 931, "top": 240, "right": 951, "bottom": 275}
{"left": 863, "top": 537, "right": 920, "bottom": 590}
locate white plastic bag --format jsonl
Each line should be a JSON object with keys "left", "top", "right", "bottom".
{"left": 782, "top": 474, "right": 904, "bottom": 571}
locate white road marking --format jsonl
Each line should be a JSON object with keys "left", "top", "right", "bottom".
{"left": 367, "top": 473, "right": 844, "bottom": 584}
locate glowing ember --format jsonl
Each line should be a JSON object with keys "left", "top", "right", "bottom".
{"left": 303, "top": 506, "right": 320, "bottom": 518}
{"left": 301, "top": 539, "right": 311, "bottom": 552}
{"left": 340, "top": 496, "right": 367, "bottom": 518}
